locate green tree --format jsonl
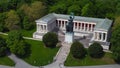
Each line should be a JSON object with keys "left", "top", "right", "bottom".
{"left": 67, "top": 5, "right": 81, "bottom": 16}
{"left": 49, "top": 3, "right": 67, "bottom": 14}
{"left": 7, "top": 30, "right": 23, "bottom": 48}
{"left": 10, "top": 40, "right": 29, "bottom": 57}
{"left": 81, "top": 3, "right": 95, "bottom": 17}
{"left": 20, "top": 1, "right": 46, "bottom": 21}
{"left": 7, "top": 30, "right": 30, "bottom": 57}
{"left": 88, "top": 42, "right": 104, "bottom": 58}
{"left": 23, "top": 16, "right": 32, "bottom": 30}
{"left": 5, "top": 10, "right": 20, "bottom": 30}
{"left": 112, "top": 46, "right": 120, "bottom": 63}
{"left": 0, "top": 13, "right": 6, "bottom": 32}
{"left": 70, "top": 41, "right": 86, "bottom": 59}
{"left": 111, "top": 23, "right": 120, "bottom": 63}
{"left": 0, "top": 37, "right": 7, "bottom": 57}
{"left": 42, "top": 32, "right": 58, "bottom": 48}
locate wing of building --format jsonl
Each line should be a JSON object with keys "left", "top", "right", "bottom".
{"left": 33, "top": 13, "right": 113, "bottom": 50}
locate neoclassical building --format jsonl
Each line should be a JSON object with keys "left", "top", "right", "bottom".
{"left": 33, "top": 13, "right": 112, "bottom": 50}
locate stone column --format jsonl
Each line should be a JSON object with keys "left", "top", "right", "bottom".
{"left": 84, "top": 23, "right": 86, "bottom": 31}
{"left": 61, "top": 21, "right": 62, "bottom": 28}
{"left": 64, "top": 21, "right": 65, "bottom": 29}
{"left": 97, "top": 32, "right": 99, "bottom": 40}
{"left": 37, "top": 24, "right": 39, "bottom": 32}
{"left": 80, "top": 23, "right": 82, "bottom": 31}
{"left": 91, "top": 24, "right": 93, "bottom": 31}
{"left": 87, "top": 24, "right": 89, "bottom": 31}
{"left": 105, "top": 33, "right": 107, "bottom": 41}
{"left": 77, "top": 23, "right": 79, "bottom": 30}
{"left": 101, "top": 33, "right": 103, "bottom": 41}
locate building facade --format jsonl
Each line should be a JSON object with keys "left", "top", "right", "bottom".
{"left": 33, "top": 13, "right": 113, "bottom": 50}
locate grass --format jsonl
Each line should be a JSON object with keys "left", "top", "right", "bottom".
{"left": 0, "top": 56, "right": 15, "bottom": 66}
{"left": 65, "top": 52, "right": 115, "bottom": 66}
{"left": 0, "top": 34, "right": 59, "bottom": 66}
{"left": 23, "top": 39, "right": 59, "bottom": 66}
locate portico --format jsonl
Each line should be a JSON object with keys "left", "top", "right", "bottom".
{"left": 93, "top": 31, "right": 107, "bottom": 42}
{"left": 37, "top": 24, "right": 47, "bottom": 33}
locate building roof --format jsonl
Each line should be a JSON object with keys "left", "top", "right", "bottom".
{"left": 36, "top": 13, "right": 113, "bottom": 31}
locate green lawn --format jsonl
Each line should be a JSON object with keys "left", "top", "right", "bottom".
{"left": 65, "top": 52, "right": 115, "bottom": 66}
{"left": 0, "top": 56, "right": 15, "bottom": 66}
{"left": 0, "top": 34, "right": 59, "bottom": 66}
{"left": 23, "top": 39, "right": 59, "bottom": 66}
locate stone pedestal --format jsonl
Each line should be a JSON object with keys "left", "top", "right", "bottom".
{"left": 65, "top": 32, "right": 74, "bottom": 43}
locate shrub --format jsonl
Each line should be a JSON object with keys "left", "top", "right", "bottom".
{"left": 88, "top": 42, "right": 104, "bottom": 58}
{"left": 0, "top": 37, "right": 7, "bottom": 57}
{"left": 70, "top": 41, "right": 86, "bottom": 59}
{"left": 42, "top": 32, "right": 58, "bottom": 48}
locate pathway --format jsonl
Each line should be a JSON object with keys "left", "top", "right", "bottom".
{"left": 43, "top": 42, "right": 71, "bottom": 68}
{"left": 8, "top": 54, "right": 39, "bottom": 68}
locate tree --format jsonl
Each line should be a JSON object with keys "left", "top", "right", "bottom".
{"left": 10, "top": 40, "right": 29, "bottom": 57}
{"left": 42, "top": 32, "right": 58, "bottom": 48}
{"left": 112, "top": 46, "right": 120, "bottom": 63}
{"left": 70, "top": 41, "right": 86, "bottom": 59}
{"left": 5, "top": 10, "right": 20, "bottom": 30}
{"left": 20, "top": 1, "right": 46, "bottom": 21}
{"left": 81, "top": 3, "right": 95, "bottom": 17}
{"left": 67, "top": 5, "right": 81, "bottom": 16}
{"left": 111, "top": 22, "right": 120, "bottom": 63}
{"left": 23, "top": 16, "right": 32, "bottom": 30}
{"left": 0, "top": 13, "right": 6, "bottom": 32}
{"left": 7, "top": 30, "right": 23, "bottom": 48}
{"left": 49, "top": 3, "right": 67, "bottom": 14}
{"left": 88, "top": 42, "right": 104, "bottom": 58}
{"left": 7, "top": 30, "right": 30, "bottom": 57}
{"left": 0, "top": 37, "right": 7, "bottom": 57}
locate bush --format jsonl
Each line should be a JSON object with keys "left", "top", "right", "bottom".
{"left": 70, "top": 41, "right": 86, "bottom": 59}
{"left": 0, "top": 37, "right": 7, "bottom": 57}
{"left": 88, "top": 42, "right": 104, "bottom": 58}
{"left": 112, "top": 46, "right": 120, "bottom": 63}
{"left": 42, "top": 32, "right": 58, "bottom": 48}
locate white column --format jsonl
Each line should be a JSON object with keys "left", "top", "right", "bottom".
{"left": 101, "top": 33, "right": 103, "bottom": 41}
{"left": 84, "top": 23, "right": 86, "bottom": 31}
{"left": 91, "top": 24, "right": 93, "bottom": 31}
{"left": 80, "top": 23, "right": 82, "bottom": 31}
{"left": 37, "top": 24, "right": 39, "bottom": 32}
{"left": 87, "top": 24, "right": 89, "bottom": 31}
{"left": 105, "top": 33, "right": 107, "bottom": 41}
{"left": 64, "top": 21, "right": 65, "bottom": 29}
{"left": 60, "top": 21, "right": 62, "bottom": 28}
{"left": 97, "top": 32, "right": 99, "bottom": 40}
{"left": 77, "top": 23, "right": 79, "bottom": 30}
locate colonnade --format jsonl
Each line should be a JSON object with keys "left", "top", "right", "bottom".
{"left": 94, "top": 32, "right": 107, "bottom": 41}
{"left": 56, "top": 20, "right": 95, "bottom": 32}
{"left": 37, "top": 24, "right": 47, "bottom": 32}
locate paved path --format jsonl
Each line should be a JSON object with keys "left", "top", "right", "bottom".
{"left": 8, "top": 54, "right": 39, "bottom": 68}
{"left": 66, "top": 64, "right": 120, "bottom": 68}
{"left": 44, "top": 42, "right": 71, "bottom": 68}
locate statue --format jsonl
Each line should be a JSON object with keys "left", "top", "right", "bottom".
{"left": 66, "top": 13, "right": 74, "bottom": 33}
